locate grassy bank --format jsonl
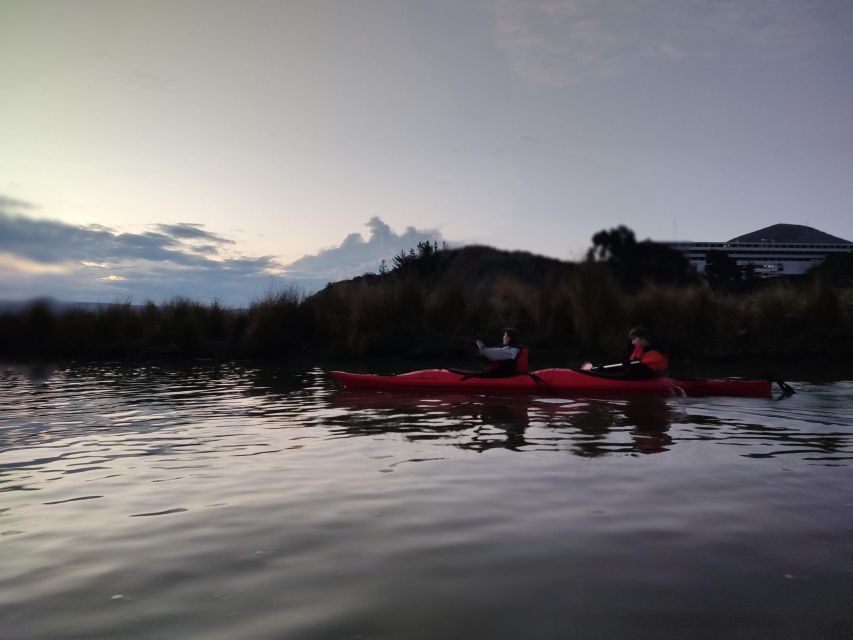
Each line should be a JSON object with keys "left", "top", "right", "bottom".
{"left": 3, "top": 249, "right": 852, "bottom": 364}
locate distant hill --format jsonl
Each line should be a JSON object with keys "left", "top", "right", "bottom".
{"left": 312, "top": 245, "right": 577, "bottom": 297}
{"left": 418, "top": 245, "right": 575, "bottom": 284}
{"left": 729, "top": 224, "right": 851, "bottom": 244}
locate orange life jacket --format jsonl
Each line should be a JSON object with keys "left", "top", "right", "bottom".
{"left": 630, "top": 342, "right": 669, "bottom": 372}
{"left": 639, "top": 349, "right": 669, "bottom": 372}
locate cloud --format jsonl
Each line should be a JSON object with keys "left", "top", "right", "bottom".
{"left": 0, "top": 210, "right": 251, "bottom": 267}
{"left": 155, "top": 223, "right": 236, "bottom": 245}
{"left": 188, "top": 244, "right": 221, "bottom": 256}
{"left": 0, "top": 195, "right": 36, "bottom": 212}
{"left": 0, "top": 199, "right": 301, "bottom": 305}
{"left": 488, "top": 0, "right": 848, "bottom": 86}
{"left": 0, "top": 200, "right": 447, "bottom": 305}
{"left": 0, "top": 212, "right": 205, "bottom": 266}
{"left": 0, "top": 263, "right": 305, "bottom": 307}
{"left": 283, "top": 216, "right": 444, "bottom": 281}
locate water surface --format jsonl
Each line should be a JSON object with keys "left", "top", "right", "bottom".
{"left": 1, "top": 363, "right": 852, "bottom": 639}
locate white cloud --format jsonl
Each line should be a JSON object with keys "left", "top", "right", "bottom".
{"left": 283, "top": 216, "right": 445, "bottom": 281}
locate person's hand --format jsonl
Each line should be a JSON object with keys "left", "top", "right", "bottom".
{"left": 581, "top": 362, "right": 593, "bottom": 371}
{"left": 475, "top": 340, "right": 484, "bottom": 350}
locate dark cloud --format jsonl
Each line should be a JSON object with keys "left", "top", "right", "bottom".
{"left": 0, "top": 201, "right": 302, "bottom": 305}
{"left": 284, "top": 216, "right": 443, "bottom": 280}
{"left": 0, "top": 212, "right": 217, "bottom": 267}
{"left": 155, "top": 223, "right": 236, "bottom": 245}
{"left": 0, "top": 195, "right": 36, "bottom": 212}
{"left": 189, "top": 244, "right": 221, "bottom": 256}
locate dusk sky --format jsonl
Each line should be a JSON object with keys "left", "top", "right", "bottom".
{"left": 2, "top": 0, "right": 852, "bottom": 305}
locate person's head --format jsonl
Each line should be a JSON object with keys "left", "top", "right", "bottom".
{"left": 503, "top": 327, "right": 519, "bottom": 346}
{"left": 628, "top": 325, "right": 649, "bottom": 347}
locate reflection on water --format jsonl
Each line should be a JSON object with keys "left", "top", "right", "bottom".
{"left": 329, "top": 391, "right": 682, "bottom": 455}
{"left": 1, "top": 364, "right": 852, "bottom": 640}
{"left": 3, "top": 363, "right": 850, "bottom": 463}
{"left": 327, "top": 386, "right": 851, "bottom": 461}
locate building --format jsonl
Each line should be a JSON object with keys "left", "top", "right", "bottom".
{"left": 664, "top": 224, "right": 852, "bottom": 277}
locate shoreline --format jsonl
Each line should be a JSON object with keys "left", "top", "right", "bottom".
{"left": 4, "top": 351, "right": 850, "bottom": 384}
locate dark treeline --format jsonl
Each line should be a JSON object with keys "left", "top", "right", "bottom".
{"left": 3, "top": 230, "right": 853, "bottom": 363}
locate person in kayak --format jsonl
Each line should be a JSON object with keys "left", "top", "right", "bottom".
{"left": 581, "top": 326, "right": 669, "bottom": 379}
{"left": 475, "top": 328, "right": 529, "bottom": 376}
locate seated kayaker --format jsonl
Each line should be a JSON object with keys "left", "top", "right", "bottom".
{"left": 475, "top": 327, "right": 529, "bottom": 377}
{"left": 581, "top": 325, "right": 669, "bottom": 379}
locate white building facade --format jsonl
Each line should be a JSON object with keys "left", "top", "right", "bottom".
{"left": 664, "top": 241, "right": 853, "bottom": 277}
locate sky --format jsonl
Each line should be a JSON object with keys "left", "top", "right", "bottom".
{"left": 1, "top": 0, "right": 852, "bottom": 305}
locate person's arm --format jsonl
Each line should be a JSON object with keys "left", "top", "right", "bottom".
{"left": 477, "top": 345, "right": 520, "bottom": 361}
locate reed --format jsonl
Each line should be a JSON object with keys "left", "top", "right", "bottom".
{"left": 739, "top": 279, "right": 849, "bottom": 356}
{"left": 536, "top": 274, "right": 577, "bottom": 346}
{"left": 565, "top": 263, "right": 627, "bottom": 357}
{"left": 627, "top": 284, "right": 741, "bottom": 357}
{"left": 243, "top": 287, "right": 310, "bottom": 358}
{"left": 3, "top": 256, "right": 853, "bottom": 361}
{"left": 424, "top": 279, "right": 470, "bottom": 336}
{"left": 487, "top": 274, "right": 537, "bottom": 335}
{"left": 305, "top": 274, "right": 426, "bottom": 356}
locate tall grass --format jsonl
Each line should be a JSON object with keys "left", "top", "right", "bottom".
{"left": 318, "top": 275, "right": 425, "bottom": 356}
{"left": 564, "top": 263, "right": 627, "bottom": 357}
{"left": 629, "top": 284, "right": 743, "bottom": 357}
{"left": 739, "top": 280, "right": 845, "bottom": 356}
{"left": 3, "top": 271, "right": 853, "bottom": 362}
{"left": 243, "top": 288, "right": 310, "bottom": 358}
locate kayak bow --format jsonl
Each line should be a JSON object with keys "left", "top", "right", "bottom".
{"left": 329, "top": 368, "right": 773, "bottom": 397}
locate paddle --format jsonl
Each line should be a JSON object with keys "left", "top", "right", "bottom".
{"left": 773, "top": 379, "right": 796, "bottom": 396}
{"left": 583, "top": 360, "right": 640, "bottom": 372}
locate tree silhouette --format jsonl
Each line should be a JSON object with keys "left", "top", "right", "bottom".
{"left": 391, "top": 241, "right": 443, "bottom": 272}
{"left": 704, "top": 250, "right": 741, "bottom": 289}
{"left": 587, "top": 226, "right": 694, "bottom": 289}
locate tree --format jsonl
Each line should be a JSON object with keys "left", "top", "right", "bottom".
{"left": 810, "top": 252, "right": 853, "bottom": 285}
{"left": 587, "top": 226, "right": 638, "bottom": 265}
{"left": 704, "top": 250, "right": 741, "bottom": 289}
{"left": 587, "top": 226, "right": 695, "bottom": 289}
{"left": 392, "top": 248, "right": 417, "bottom": 270}
{"left": 391, "top": 240, "right": 444, "bottom": 272}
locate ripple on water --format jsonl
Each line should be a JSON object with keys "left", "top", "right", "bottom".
{"left": 0, "top": 366, "right": 851, "bottom": 639}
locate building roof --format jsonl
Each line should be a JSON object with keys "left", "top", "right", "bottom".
{"left": 728, "top": 224, "right": 851, "bottom": 244}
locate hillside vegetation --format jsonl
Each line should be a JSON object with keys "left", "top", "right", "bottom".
{"left": 3, "top": 230, "right": 852, "bottom": 363}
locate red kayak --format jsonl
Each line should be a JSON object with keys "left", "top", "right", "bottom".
{"left": 329, "top": 368, "right": 776, "bottom": 397}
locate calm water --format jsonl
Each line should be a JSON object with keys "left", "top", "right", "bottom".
{"left": 1, "top": 363, "right": 852, "bottom": 639}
